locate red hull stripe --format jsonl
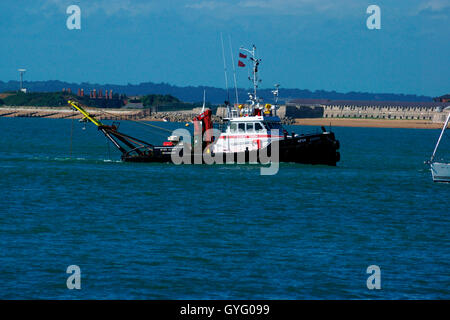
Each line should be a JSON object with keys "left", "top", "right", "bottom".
{"left": 218, "top": 135, "right": 283, "bottom": 139}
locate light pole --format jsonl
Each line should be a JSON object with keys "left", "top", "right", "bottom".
{"left": 18, "top": 69, "right": 26, "bottom": 92}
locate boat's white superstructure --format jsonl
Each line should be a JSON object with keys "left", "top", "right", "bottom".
{"left": 212, "top": 45, "right": 286, "bottom": 154}
{"left": 212, "top": 115, "right": 285, "bottom": 154}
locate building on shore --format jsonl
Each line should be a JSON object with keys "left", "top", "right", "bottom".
{"left": 284, "top": 99, "right": 450, "bottom": 123}
{"left": 62, "top": 87, "right": 124, "bottom": 108}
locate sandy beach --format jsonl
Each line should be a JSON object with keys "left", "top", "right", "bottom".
{"left": 294, "top": 118, "right": 442, "bottom": 129}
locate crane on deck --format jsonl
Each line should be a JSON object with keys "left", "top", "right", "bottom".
{"left": 68, "top": 100, "right": 157, "bottom": 161}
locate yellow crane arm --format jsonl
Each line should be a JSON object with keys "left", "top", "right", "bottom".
{"left": 68, "top": 100, "right": 103, "bottom": 127}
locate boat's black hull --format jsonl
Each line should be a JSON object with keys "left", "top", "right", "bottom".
{"left": 122, "top": 131, "right": 340, "bottom": 166}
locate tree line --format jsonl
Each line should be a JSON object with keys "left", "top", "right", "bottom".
{"left": 0, "top": 91, "right": 212, "bottom": 111}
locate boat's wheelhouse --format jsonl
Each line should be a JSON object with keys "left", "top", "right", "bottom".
{"left": 212, "top": 116, "right": 285, "bottom": 153}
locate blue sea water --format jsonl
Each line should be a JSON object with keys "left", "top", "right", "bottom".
{"left": 0, "top": 117, "right": 449, "bottom": 299}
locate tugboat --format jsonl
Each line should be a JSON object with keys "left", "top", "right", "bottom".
{"left": 206, "top": 45, "right": 339, "bottom": 165}
{"left": 67, "top": 45, "right": 340, "bottom": 165}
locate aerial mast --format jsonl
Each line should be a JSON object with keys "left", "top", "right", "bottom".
{"left": 220, "top": 33, "right": 230, "bottom": 103}
{"left": 228, "top": 35, "right": 239, "bottom": 106}
{"left": 220, "top": 33, "right": 231, "bottom": 117}
{"left": 239, "top": 45, "right": 261, "bottom": 108}
{"left": 271, "top": 84, "right": 280, "bottom": 116}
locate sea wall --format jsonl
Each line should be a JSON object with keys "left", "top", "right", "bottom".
{"left": 216, "top": 106, "right": 228, "bottom": 118}
{"left": 216, "top": 104, "right": 449, "bottom": 123}
{"left": 322, "top": 105, "right": 441, "bottom": 121}
{"left": 0, "top": 106, "right": 221, "bottom": 123}
{"left": 0, "top": 106, "right": 143, "bottom": 120}
{"left": 281, "top": 104, "right": 450, "bottom": 123}
{"left": 277, "top": 105, "right": 323, "bottom": 118}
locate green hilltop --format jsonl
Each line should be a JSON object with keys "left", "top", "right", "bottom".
{"left": 0, "top": 91, "right": 211, "bottom": 111}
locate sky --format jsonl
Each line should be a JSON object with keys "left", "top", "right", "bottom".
{"left": 0, "top": 0, "right": 448, "bottom": 96}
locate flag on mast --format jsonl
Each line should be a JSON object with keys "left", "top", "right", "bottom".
{"left": 238, "top": 60, "right": 246, "bottom": 67}
{"left": 239, "top": 53, "right": 247, "bottom": 58}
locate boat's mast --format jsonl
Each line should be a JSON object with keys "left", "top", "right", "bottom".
{"left": 251, "top": 45, "right": 259, "bottom": 102}
{"left": 220, "top": 33, "right": 231, "bottom": 119}
{"left": 272, "top": 84, "right": 280, "bottom": 106}
{"left": 431, "top": 112, "right": 450, "bottom": 162}
{"left": 252, "top": 46, "right": 257, "bottom": 99}
{"left": 240, "top": 45, "right": 260, "bottom": 106}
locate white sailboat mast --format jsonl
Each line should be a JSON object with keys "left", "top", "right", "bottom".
{"left": 431, "top": 112, "right": 450, "bottom": 162}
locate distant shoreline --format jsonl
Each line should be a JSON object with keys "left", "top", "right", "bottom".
{"left": 0, "top": 106, "right": 176, "bottom": 122}
{"left": 0, "top": 106, "right": 444, "bottom": 129}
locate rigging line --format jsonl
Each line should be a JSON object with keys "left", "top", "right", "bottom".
{"left": 128, "top": 120, "right": 173, "bottom": 138}
{"left": 127, "top": 119, "right": 173, "bottom": 134}
{"left": 220, "top": 32, "right": 230, "bottom": 103}
{"left": 107, "top": 129, "right": 147, "bottom": 148}
{"left": 228, "top": 34, "right": 239, "bottom": 106}
{"left": 70, "top": 101, "right": 177, "bottom": 137}
{"left": 91, "top": 107, "right": 174, "bottom": 133}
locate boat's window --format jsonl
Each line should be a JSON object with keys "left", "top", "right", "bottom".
{"left": 238, "top": 123, "right": 246, "bottom": 133}
{"left": 221, "top": 122, "right": 230, "bottom": 133}
{"left": 246, "top": 123, "right": 254, "bottom": 132}
{"left": 255, "top": 122, "right": 265, "bottom": 131}
{"left": 230, "top": 122, "right": 237, "bottom": 133}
